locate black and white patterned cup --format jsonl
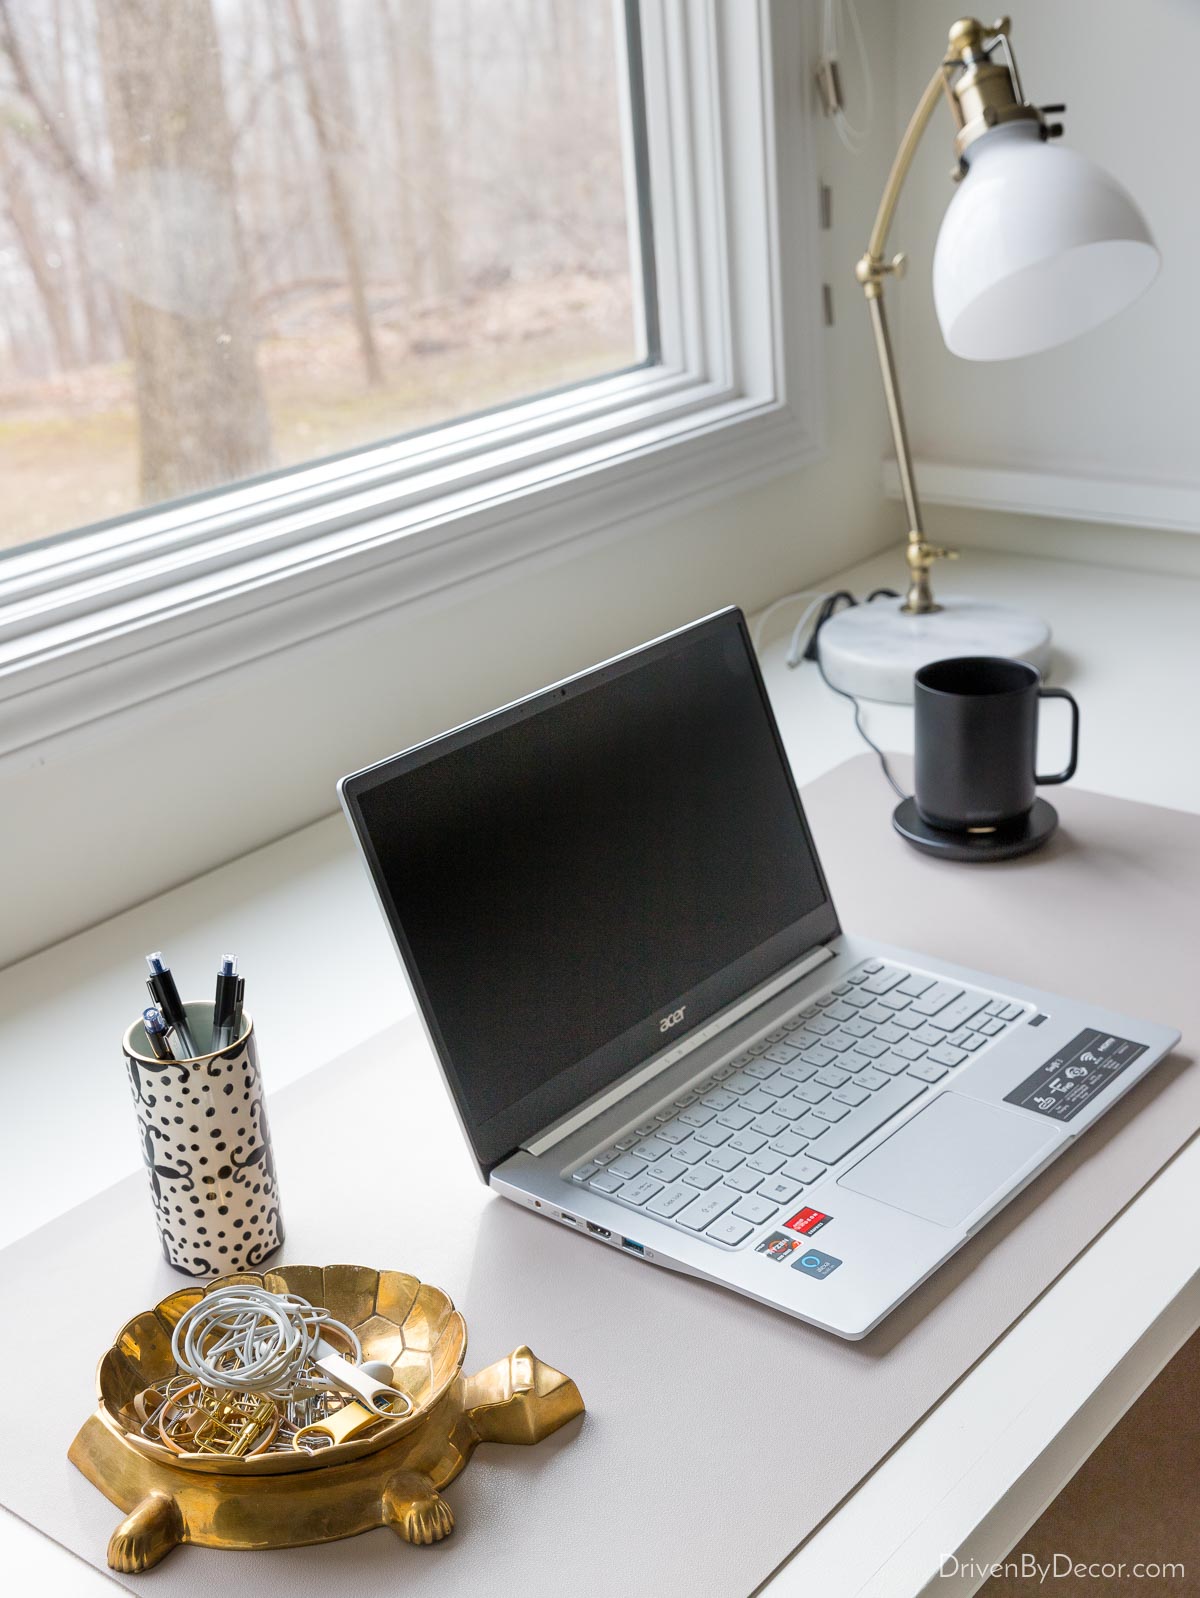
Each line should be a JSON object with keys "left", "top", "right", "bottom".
{"left": 122, "top": 1003, "right": 285, "bottom": 1277}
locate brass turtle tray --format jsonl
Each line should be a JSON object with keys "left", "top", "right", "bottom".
{"left": 68, "top": 1264, "right": 585, "bottom": 1572}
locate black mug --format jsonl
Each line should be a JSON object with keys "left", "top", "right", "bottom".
{"left": 914, "top": 656, "right": 1080, "bottom": 832}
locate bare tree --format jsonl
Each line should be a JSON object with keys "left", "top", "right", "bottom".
{"left": 50, "top": 0, "right": 114, "bottom": 365}
{"left": 0, "top": 0, "right": 97, "bottom": 203}
{"left": 377, "top": 0, "right": 419, "bottom": 296}
{"left": 406, "top": 0, "right": 458, "bottom": 298}
{"left": 0, "top": 122, "right": 76, "bottom": 370}
{"left": 92, "top": 0, "right": 272, "bottom": 504}
{"left": 284, "top": 0, "right": 383, "bottom": 386}
{"left": 0, "top": 0, "right": 640, "bottom": 553}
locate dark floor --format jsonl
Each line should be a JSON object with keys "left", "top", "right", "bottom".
{"left": 980, "top": 1328, "right": 1200, "bottom": 1596}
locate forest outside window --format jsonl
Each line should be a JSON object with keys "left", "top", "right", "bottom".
{"left": 0, "top": 1, "right": 818, "bottom": 751}
{"left": 0, "top": 0, "right": 647, "bottom": 553}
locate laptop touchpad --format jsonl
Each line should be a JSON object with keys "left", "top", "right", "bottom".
{"left": 837, "top": 1092, "right": 1061, "bottom": 1228}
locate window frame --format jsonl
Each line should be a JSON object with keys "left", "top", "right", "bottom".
{"left": 0, "top": 0, "right": 823, "bottom": 757}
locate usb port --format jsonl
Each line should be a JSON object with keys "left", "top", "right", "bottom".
{"left": 621, "top": 1238, "right": 645, "bottom": 1255}
{"left": 586, "top": 1222, "right": 612, "bottom": 1238}
{"left": 558, "top": 1212, "right": 578, "bottom": 1226}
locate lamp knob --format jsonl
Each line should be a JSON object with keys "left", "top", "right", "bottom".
{"left": 890, "top": 252, "right": 907, "bottom": 279}
{"left": 947, "top": 18, "right": 986, "bottom": 56}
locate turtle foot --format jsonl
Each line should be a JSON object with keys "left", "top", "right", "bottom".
{"left": 107, "top": 1492, "right": 183, "bottom": 1573}
{"left": 383, "top": 1470, "right": 455, "bottom": 1545}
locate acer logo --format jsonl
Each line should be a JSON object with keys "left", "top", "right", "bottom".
{"left": 659, "top": 1006, "right": 686, "bottom": 1034}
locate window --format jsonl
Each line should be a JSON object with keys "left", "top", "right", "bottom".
{"left": 0, "top": 0, "right": 651, "bottom": 554}
{"left": 0, "top": 1, "right": 821, "bottom": 756}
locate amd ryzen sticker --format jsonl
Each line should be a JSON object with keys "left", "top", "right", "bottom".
{"left": 785, "top": 1207, "right": 831, "bottom": 1236}
{"left": 756, "top": 1231, "right": 801, "bottom": 1263}
{"left": 1003, "top": 1028, "right": 1147, "bottom": 1123}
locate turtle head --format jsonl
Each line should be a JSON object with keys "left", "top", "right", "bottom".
{"left": 462, "top": 1345, "right": 584, "bottom": 1445}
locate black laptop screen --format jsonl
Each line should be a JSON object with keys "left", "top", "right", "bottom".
{"left": 346, "top": 612, "right": 838, "bottom": 1170}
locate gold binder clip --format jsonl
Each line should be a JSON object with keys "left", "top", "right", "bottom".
{"left": 156, "top": 1382, "right": 278, "bottom": 1457}
{"left": 192, "top": 1390, "right": 279, "bottom": 1457}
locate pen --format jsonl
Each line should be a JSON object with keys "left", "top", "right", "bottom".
{"left": 211, "top": 955, "right": 240, "bottom": 1051}
{"left": 146, "top": 951, "right": 198, "bottom": 1061}
{"left": 142, "top": 1006, "right": 177, "bottom": 1062}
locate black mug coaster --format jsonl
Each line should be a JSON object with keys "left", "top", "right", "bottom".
{"left": 892, "top": 796, "right": 1058, "bottom": 863}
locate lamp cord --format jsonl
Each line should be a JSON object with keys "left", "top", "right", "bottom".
{"left": 814, "top": 637, "right": 910, "bottom": 802}
{"left": 791, "top": 587, "right": 912, "bottom": 802}
{"left": 819, "top": 0, "right": 875, "bottom": 154}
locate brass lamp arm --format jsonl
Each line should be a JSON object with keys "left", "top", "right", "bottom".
{"left": 853, "top": 17, "right": 1041, "bottom": 614}
{"left": 864, "top": 64, "right": 952, "bottom": 273}
{"left": 855, "top": 62, "right": 958, "bottom": 616}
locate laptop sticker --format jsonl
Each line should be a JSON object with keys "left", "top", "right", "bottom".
{"left": 791, "top": 1249, "right": 842, "bottom": 1280}
{"left": 784, "top": 1207, "right": 831, "bottom": 1237}
{"left": 756, "top": 1231, "right": 802, "bottom": 1263}
{"left": 1003, "top": 1029, "right": 1148, "bottom": 1122}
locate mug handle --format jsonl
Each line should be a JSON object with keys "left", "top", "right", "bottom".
{"left": 1035, "top": 687, "right": 1080, "bottom": 785}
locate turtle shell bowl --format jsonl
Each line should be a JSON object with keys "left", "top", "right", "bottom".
{"left": 70, "top": 1264, "right": 585, "bottom": 1573}
{"left": 100, "top": 1265, "right": 464, "bottom": 1474}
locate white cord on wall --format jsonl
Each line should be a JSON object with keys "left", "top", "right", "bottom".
{"left": 819, "top": 0, "right": 874, "bottom": 155}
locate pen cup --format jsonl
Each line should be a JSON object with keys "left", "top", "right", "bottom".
{"left": 122, "top": 1004, "right": 285, "bottom": 1277}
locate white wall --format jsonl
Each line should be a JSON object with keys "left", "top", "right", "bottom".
{"left": 891, "top": 0, "right": 1200, "bottom": 548}
{"left": 0, "top": 1, "right": 905, "bottom": 968}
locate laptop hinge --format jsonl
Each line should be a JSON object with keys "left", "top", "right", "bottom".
{"left": 523, "top": 943, "right": 837, "bottom": 1158}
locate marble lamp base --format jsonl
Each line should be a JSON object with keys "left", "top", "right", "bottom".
{"left": 817, "top": 596, "right": 1052, "bottom": 705}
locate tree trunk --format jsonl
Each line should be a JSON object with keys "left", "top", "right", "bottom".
{"left": 93, "top": 0, "right": 273, "bottom": 505}
{"left": 52, "top": 0, "right": 111, "bottom": 364}
{"left": 408, "top": 0, "right": 457, "bottom": 299}
{"left": 378, "top": 0, "right": 420, "bottom": 296}
{"left": 264, "top": 12, "right": 309, "bottom": 290}
{"left": 284, "top": 0, "right": 384, "bottom": 386}
{"left": 0, "top": 0, "right": 98, "bottom": 206}
{"left": 0, "top": 129, "right": 76, "bottom": 373}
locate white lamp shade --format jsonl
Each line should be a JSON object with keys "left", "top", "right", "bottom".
{"left": 933, "top": 123, "right": 1159, "bottom": 361}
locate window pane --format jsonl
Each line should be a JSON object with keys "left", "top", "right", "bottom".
{"left": 0, "top": 0, "right": 649, "bottom": 556}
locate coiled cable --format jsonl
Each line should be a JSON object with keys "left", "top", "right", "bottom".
{"left": 170, "top": 1284, "right": 362, "bottom": 1397}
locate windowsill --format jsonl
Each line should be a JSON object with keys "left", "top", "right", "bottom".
{"left": 883, "top": 456, "right": 1200, "bottom": 538}
{"left": 0, "top": 382, "right": 817, "bottom": 761}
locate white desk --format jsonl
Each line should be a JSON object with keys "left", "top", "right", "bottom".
{"left": 3, "top": 546, "right": 1198, "bottom": 1595}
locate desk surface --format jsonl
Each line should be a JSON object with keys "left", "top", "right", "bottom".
{"left": 3, "top": 545, "right": 1199, "bottom": 1596}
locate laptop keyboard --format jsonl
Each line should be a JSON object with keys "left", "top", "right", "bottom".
{"left": 568, "top": 959, "right": 1027, "bottom": 1250}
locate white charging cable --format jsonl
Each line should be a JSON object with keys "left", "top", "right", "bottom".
{"left": 171, "top": 1284, "right": 363, "bottom": 1397}
{"left": 784, "top": 596, "right": 829, "bottom": 668}
{"left": 751, "top": 590, "right": 827, "bottom": 657}
{"left": 819, "top": 0, "right": 874, "bottom": 155}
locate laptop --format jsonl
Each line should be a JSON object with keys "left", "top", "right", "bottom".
{"left": 338, "top": 608, "right": 1178, "bottom": 1339}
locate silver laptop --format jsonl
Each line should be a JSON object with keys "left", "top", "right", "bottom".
{"left": 338, "top": 608, "right": 1178, "bottom": 1339}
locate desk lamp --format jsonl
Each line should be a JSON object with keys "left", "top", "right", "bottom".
{"left": 819, "top": 15, "right": 1159, "bottom": 703}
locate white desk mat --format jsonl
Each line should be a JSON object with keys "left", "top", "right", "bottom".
{"left": 3, "top": 756, "right": 1198, "bottom": 1597}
